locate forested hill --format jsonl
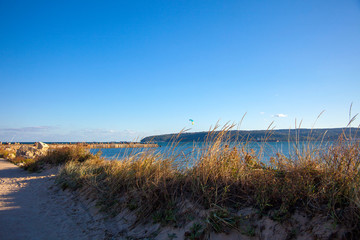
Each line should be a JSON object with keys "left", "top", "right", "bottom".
{"left": 140, "top": 128, "right": 359, "bottom": 143}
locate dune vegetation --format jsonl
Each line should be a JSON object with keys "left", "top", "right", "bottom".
{"left": 9, "top": 124, "right": 360, "bottom": 238}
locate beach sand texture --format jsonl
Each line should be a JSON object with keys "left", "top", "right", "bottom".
{"left": 0, "top": 158, "right": 112, "bottom": 240}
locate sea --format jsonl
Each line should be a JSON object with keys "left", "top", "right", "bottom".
{"left": 90, "top": 141, "right": 333, "bottom": 164}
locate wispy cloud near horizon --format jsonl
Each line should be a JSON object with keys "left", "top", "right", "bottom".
{"left": 0, "top": 126, "right": 58, "bottom": 133}
{"left": 273, "top": 114, "right": 288, "bottom": 118}
{"left": 0, "top": 126, "right": 152, "bottom": 142}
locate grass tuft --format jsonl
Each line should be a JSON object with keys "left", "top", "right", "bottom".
{"left": 24, "top": 146, "right": 97, "bottom": 172}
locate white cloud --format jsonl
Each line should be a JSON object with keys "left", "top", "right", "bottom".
{"left": 260, "top": 112, "right": 265, "bottom": 115}
{"left": 273, "top": 114, "right": 287, "bottom": 118}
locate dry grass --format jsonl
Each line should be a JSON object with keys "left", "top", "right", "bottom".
{"left": 38, "top": 125, "right": 360, "bottom": 235}
{"left": 21, "top": 146, "right": 97, "bottom": 172}
{"left": 0, "top": 148, "right": 37, "bottom": 169}
{"left": 10, "top": 156, "right": 36, "bottom": 166}
{"left": 0, "top": 148, "right": 14, "bottom": 159}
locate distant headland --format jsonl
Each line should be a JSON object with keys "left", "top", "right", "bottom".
{"left": 141, "top": 127, "right": 359, "bottom": 143}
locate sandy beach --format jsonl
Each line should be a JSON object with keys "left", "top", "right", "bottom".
{"left": 0, "top": 158, "right": 114, "bottom": 240}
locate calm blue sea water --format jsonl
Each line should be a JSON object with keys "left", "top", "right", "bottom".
{"left": 90, "top": 141, "right": 333, "bottom": 164}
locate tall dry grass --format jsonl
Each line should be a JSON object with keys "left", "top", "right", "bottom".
{"left": 23, "top": 146, "right": 97, "bottom": 172}
{"left": 52, "top": 124, "right": 360, "bottom": 233}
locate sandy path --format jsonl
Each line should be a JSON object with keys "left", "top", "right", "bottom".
{"left": 0, "top": 158, "right": 114, "bottom": 240}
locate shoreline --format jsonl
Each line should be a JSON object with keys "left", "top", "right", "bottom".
{"left": 1, "top": 142, "right": 159, "bottom": 149}
{"left": 1, "top": 131, "right": 359, "bottom": 239}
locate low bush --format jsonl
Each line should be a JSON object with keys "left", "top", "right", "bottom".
{"left": 23, "top": 146, "right": 97, "bottom": 172}
{"left": 0, "top": 149, "right": 13, "bottom": 159}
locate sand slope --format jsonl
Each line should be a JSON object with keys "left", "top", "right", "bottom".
{"left": 0, "top": 158, "right": 350, "bottom": 240}
{"left": 0, "top": 158, "right": 111, "bottom": 240}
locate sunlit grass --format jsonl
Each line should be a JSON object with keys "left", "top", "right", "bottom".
{"left": 19, "top": 123, "right": 359, "bottom": 234}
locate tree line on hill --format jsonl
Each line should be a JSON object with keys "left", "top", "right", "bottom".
{"left": 141, "top": 128, "right": 359, "bottom": 143}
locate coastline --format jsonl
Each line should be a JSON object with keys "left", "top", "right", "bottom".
{"left": 1, "top": 133, "right": 359, "bottom": 239}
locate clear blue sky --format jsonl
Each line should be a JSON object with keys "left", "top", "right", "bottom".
{"left": 1, "top": 0, "right": 359, "bottom": 142}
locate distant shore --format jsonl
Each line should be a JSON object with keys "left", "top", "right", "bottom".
{"left": 1, "top": 128, "right": 359, "bottom": 239}
{"left": 141, "top": 127, "right": 359, "bottom": 143}
{"left": 1, "top": 142, "right": 159, "bottom": 149}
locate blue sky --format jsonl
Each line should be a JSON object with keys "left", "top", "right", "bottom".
{"left": 1, "top": 0, "right": 359, "bottom": 142}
